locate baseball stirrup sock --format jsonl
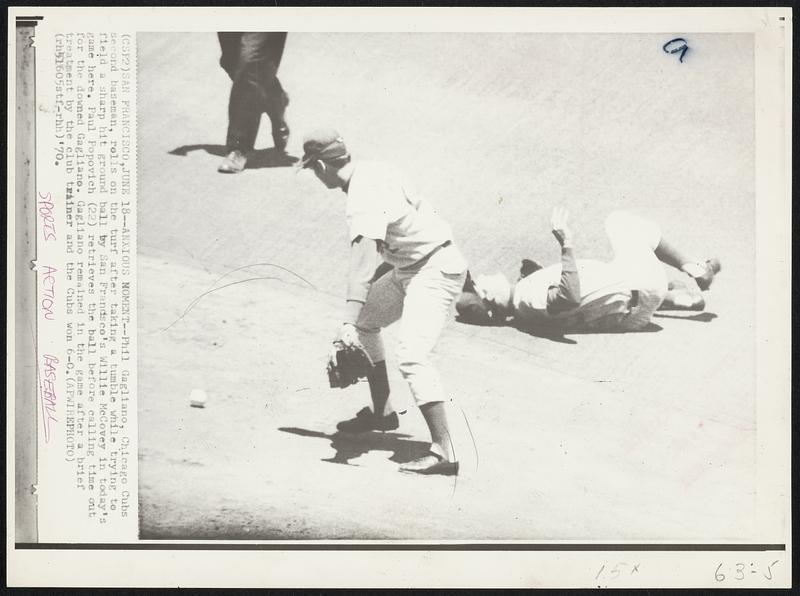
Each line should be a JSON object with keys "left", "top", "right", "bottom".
{"left": 367, "top": 360, "right": 390, "bottom": 417}
{"left": 420, "top": 401, "right": 456, "bottom": 462}
{"left": 654, "top": 238, "right": 693, "bottom": 271}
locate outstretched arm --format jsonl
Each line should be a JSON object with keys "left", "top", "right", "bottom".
{"left": 546, "top": 207, "right": 582, "bottom": 314}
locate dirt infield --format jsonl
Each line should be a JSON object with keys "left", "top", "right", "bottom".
{"left": 137, "top": 32, "right": 755, "bottom": 540}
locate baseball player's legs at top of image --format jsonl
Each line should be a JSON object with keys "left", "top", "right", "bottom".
{"left": 217, "top": 32, "right": 290, "bottom": 174}
{"left": 456, "top": 207, "right": 721, "bottom": 333}
{"left": 301, "top": 128, "right": 467, "bottom": 476}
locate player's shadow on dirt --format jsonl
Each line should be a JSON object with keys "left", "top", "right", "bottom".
{"left": 652, "top": 311, "right": 718, "bottom": 323}
{"left": 507, "top": 321, "right": 579, "bottom": 344}
{"left": 454, "top": 315, "right": 581, "bottom": 344}
{"left": 456, "top": 317, "right": 667, "bottom": 344}
{"left": 168, "top": 144, "right": 298, "bottom": 169}
{"left": 509, "top": 311, "right": 716, "bottom": 340}
{"left": 278, "top": 427, "right": 430, "bottom": 467}
{"left": 458, "top": 306, "right": 719, "bottom": 342}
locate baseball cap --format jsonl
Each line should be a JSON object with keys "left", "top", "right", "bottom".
{"left": 455, "top": 272, "right": 493, "bottom": 325}
{"left": 455, "top": 291, "right": 493, "bottom": 326}
{"left": 300, "top": 129, "right": 349, "bottom": 168}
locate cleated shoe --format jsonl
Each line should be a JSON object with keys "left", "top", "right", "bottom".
{"left": 217, "top": 150, "right": 248, "bottom": 173}
{"left": 336, "top": 406, "right": 399, "bottom": 433}
{"left": 693, "top": 258, "right": 721, "bottom": 291}
{"left": 399, "top": 452, "right": 459, "bottom": 476}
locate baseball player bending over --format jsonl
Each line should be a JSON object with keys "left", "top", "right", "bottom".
{"left": 457, "top": 207, "right": 721, "bottom": 333}
{"left": 301, "top": 129, "right": 468, "bottom": 476}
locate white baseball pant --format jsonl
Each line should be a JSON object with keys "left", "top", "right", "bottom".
{"left": 355, "top": 245, "right": 467, "bottom": 407}
{"left": 603, "top": 210, "right": 669, "bottom": 331}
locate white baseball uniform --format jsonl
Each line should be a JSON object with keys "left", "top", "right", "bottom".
{"left": 346, "top": 161, "right": 467, "bottom": 406}
{"left": 513, "top": 211, "right": 669, "bottom": 332}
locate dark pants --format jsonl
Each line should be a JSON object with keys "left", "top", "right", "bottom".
{"left": 218, "top": 32, "right": 288, "bottom": 152}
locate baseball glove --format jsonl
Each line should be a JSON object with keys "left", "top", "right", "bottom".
{"left": 327, "top": 341, "right": 375, "bottom": 388}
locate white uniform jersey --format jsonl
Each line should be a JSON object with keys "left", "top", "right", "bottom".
{"left": 512, "top": 258, "right": 636, "bottom": 331}
{"left": 346, "top": 161, "right": 453, "bottom": 269}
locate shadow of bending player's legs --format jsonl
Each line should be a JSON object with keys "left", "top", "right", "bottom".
{"left": 278, "top": 427, "right": 430, "bottom": 467}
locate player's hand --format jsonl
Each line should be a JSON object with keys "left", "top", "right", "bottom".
{"left": 327, "top": 342, "right": 341, "bottom": 370}
{"left": 328, "top": 324, "right": 359, "bottom": 369}
{"left": 335, "top": 323, "right": 360, "bottom": 348}
{"left": 550, "top": 206, "right": 573, "bottom": 248}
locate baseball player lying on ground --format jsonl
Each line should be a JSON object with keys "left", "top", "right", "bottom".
{"left": 456, "top": 207, "right": 721, "bottom": 333}
{"left": 301, "top": 129, "right": 468, "bottom": 476}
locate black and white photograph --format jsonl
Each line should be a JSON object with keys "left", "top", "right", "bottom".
{"left": 7, "top": 7, "right": 791, "bottom": 589}
{"left": 138, "top": 30, "right": 759, "bottom": 540}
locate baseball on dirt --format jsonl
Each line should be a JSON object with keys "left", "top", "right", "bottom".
{"left": 189, "top": 388, "right": 208, "bottom": 408}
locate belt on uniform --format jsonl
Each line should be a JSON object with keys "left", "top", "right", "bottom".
{"left": 399, "top": 240, "right": 452, "bottom": 271}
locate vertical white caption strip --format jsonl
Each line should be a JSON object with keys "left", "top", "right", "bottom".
{"left": 35, "top": 28, "right": 138, "bottom": 542}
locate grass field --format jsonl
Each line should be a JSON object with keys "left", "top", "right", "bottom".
{"left": 137, "top": 32, "right": 756, "bottom": 540}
